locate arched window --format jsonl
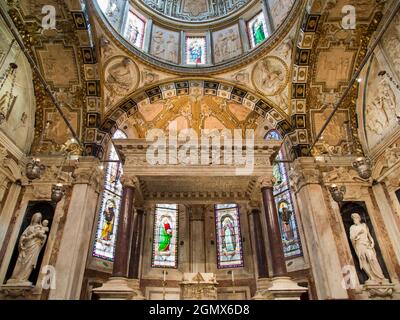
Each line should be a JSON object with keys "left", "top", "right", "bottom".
{"left": 266, "top": 130, "right": 302, "bottom": 258}
{"left": 92, "top": 130, "right": 127, "bottom": 261}
{"left": 152, "top": 204, "right": 179, "bottom": 268}
{"left": 215, "top": 204, "right": 244, "bottom": 269}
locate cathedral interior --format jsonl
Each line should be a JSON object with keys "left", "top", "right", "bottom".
{"left": 0, "top": 0, "right": 400, "bottom": 301}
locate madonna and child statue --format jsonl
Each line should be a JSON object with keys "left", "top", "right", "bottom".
{"left": 6, "top": 212, "right": 49, "bottom": 286}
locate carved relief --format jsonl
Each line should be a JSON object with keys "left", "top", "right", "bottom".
{"left": 269, "top": 0, "right": 295, "bottom": 28}
{"left": 104, "top": 56, "right": 139, "bottom": 109}
{"left": 363, "top": 53, "right": 400, "bottom": 150}
{"left": 150, "top": 26, "right": 180, "bottom": 64}
{"left": 382, "top": 11, "right": 400, "bottom": 79}
{"left": 252, "top": 57, "right": 289, "bottom": 96}
{"left": 44, "top": 107, "right": 79, "bottom": 146}
{"left": 315, "top": 48, "right": 354, "bottom": 89}
{"left": 36, "top": 43, "right": 79, "bottom": 88}
{"left": 366, "top": 74, "right": 397, "bottom": 137}
{"left": 212, "top": 25, "right": 242, "bottom": 64}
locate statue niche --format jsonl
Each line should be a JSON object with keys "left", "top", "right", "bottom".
{"left": 340, "top": 202, "right": 390, "bottom": 285}
{"left": 4, "top": 201, "right": 54, "bottom": 287}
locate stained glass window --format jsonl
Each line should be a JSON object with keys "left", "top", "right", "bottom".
{"left": 93, "top": 130, "right": 127, "bottom": 261}
{"left": 215, "top": 204, "right": 244, "bottom": 269}
{"left": 152, "top": 204, "right": 179, "bottom": 268}
{"left": 247, "top": 12, "right": 269, "bottom": 48}
{"left": 186, "top": 36, "right": 207, "bottom": 65}
{"left": 266, "top": 130, "right": 302, "bottom": 258}
{"left": 124, "top": 11, "right": 146, "bottom": 49}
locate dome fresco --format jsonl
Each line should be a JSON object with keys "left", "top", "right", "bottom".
{"left": 95, "top": 0, "right": 297, "bottom": 71}
{"left": 140, "top": 0, "right": 251, "bottom": 22}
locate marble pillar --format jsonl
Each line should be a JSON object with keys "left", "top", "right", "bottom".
{"left": 128, "top": 208, "right": 145, "bottom": 279}
{"left": 260, "top": 182, "right": 287, "bottom": 277}
{"left": 289, "top": 158, "right": 348, "bottom": 300}
{"left": 190, "top": 205, "right": 206, "bottom": 274}
{"left": 49, "top": 158, "right": 102, "bottom": 300}
{"left": 248, "top": 208, "right": 269, "bottom": 279}
{"left": 113, "top": 185, "right": 135, "bottom": 278}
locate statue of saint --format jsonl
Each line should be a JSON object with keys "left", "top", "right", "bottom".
{"left": 349, "top": 213, "right": 388, "bottom": 285}
{"left": 7, "top": 213, "right": 49, "bottom": 286}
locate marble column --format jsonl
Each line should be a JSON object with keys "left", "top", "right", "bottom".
{"left": 49, "top": 158, "right": 102, "bottom": 300}
{"left": 248, "top": 208, "right": 269, "bottom": 279}
{"left": 189, "top": 205, "right": 206, "bottom": 273}
{"left": 260, "top": 180, "right": 287, "bottom": 277}
{"left": 289, "top": 158, "right": 348, "bottom": 300}
{"left": 113, "top": 184, "right": 135, "bottom": 278}
{"left": 128, "top": 208, "right": 145, "bottom": 279}
{"left": 254, "top": 177, "right": 307, "bottom": 300}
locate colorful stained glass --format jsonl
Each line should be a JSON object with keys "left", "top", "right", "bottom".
{"left": 215, "top": 204, "right": 244, "bottom": 269}
{"left": 267, "top": 130, "right": 302, "bottom": 258}
{"left": 247, "top": 12, "right": 268, "bottom": 48}
{"left": 265, "top": 130, "right": 282, "bottom": 141}
{"left": 93, "top": 130, "right": 127, "bottom": 261}
{"left": 186, "top": 37, "right": 206, "bottom": 65}
{"left": 152, "top": 204, "right": 179, "bottom": 268}
{"left": 124, "top": 11, "right": 146, "bottom": 49}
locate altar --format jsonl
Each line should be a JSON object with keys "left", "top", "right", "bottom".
{"left": 180, "top": 273, "right": 218, "bottom": 300}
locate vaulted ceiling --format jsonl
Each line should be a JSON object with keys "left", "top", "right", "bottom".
{"left": 1, "top": 0, "right": 396, "bottom": 161}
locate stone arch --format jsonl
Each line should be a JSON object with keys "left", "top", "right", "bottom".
{"left": 89, "top": 79, "right": 295, "bottom": 158}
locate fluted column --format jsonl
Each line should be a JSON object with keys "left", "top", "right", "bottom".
{"left": 112, "top": 177, "right": 137, "bottom": 278}
{"left": 260, "top": 177, "right": 287, "bottom": 277}
{"left": 128, "top": 208, "right": 145, "bottom": 279}
{"left": 248, "top": 207, "right": 269, "bottom": 278}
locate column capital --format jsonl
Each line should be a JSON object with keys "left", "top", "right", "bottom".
{"left": 247, "top": 200, "right": 261, "bottom": 215}
{"left": 289, "top": 158, "right": 322, "bottom": 193}
{"left": 120, "top": 175, "right": 140, "bottom": 189}
{"left": 73, "top": 157, "right": 103, "bottom": 191}
{"left": 258, "top": 176, "right": 275, "bottom": 189}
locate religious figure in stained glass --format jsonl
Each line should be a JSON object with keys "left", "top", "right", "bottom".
{"left": 248, "top": 12, "right": 268, "bottom": 48}
{"left": 158, "top": 216, "right": 173, "bottom": 253}
{"left": 266, "top": 130, "right": 302, "bottom": 258}
{"left": 186, "top": 37, "right": 206, "bottom": 65}
{"left": 253, "top": 19, "right": 266, "bottom": 44}
{"left": 215, "top": 204, "right": 244, "bottom": 269}
{"left": 93, "top": 130, "right": 127, "bottom": 261}
{"left": 152, "top": 204, "right": 178, "bottom": 268}
{"left": 100, "top": 199, "right": 116, "bottom": 241}
{"left": 222, "top": 216, "right": 236, "bottom": 254}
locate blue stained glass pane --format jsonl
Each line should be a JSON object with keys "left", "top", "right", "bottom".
{"left": 186, "top": 36, "right": 207, "bottom": 65}
{"left": 152, "top": 205, "right": 179, "bottom": 268}
{"left": 93, "top": 130, "right": 127, "bottom": 261}
{"left": 215, "top": 204, "right": 244, "bottom": 269}
{"left": 265, "top": 130, "right": 282, "bottom": 141}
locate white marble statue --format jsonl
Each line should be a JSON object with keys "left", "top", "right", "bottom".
{"left": 7, "top": 213, "right": 48, "bottom": 286}
{"left": 349, "top": 213, "right": 388, "bottom": 285}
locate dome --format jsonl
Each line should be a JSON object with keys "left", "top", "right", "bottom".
{"left": 94, "top": 0, "right": 298, "bottom": 73}
{"left": 140, "top": 0, "right": 251, "bottom": 23}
